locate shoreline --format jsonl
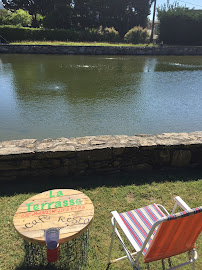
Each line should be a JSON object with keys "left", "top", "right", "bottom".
{"left": 1, "top": 44, "right": 202, "bottom": 55}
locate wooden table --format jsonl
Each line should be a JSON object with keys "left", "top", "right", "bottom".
{"left": 13, "top": 189, "right": 94, "bottom": 245}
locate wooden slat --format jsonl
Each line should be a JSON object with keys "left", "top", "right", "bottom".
{"left": 13, "top": 189, "right": 94, "bottom": 245}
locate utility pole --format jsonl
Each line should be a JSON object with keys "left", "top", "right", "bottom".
{"left": 150, "top": 0, "right": 157, "bottom": 43}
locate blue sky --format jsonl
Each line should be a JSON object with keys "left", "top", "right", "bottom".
{"left": 1, "top": 0, "right": 202, "bottom": 15}
{"left": 155, "top": 0, "right": 202, "bottom": 10}
{"left": 151, "top": 0, "right": 202, "bottom": 19}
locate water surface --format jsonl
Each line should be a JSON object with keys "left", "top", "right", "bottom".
{"left": 0, "top": 54, "right": 202, "bottom": 141}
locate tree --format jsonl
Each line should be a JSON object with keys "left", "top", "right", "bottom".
{"left": 2, "top": 0, "right": 154, "bottom": 32}
{"left": 10, "top": 9, "right": 32, "bottom": 26}
{"left": 96, "top": 0, "right": 154, "bottom": 36}
{"left": 73, "top": 0, "right": 154, "bottom": 36}
{"left": 2, "top": 0, "right": 55, "bottom": 26}
{"left": 0, "top": 9, "right": 10, "bottom": 25}
{"left": 43, "top": 0, "right": 73, "bottom": 29}
{"left": 0, "top": 8, "right": 32, "bottom": 26}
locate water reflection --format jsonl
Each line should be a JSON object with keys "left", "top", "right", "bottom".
{"left": 4, "top": 55, "right": 144, "bottom": 104}
{"left": 0, "top": 54, "right": 202, "bottom": 141}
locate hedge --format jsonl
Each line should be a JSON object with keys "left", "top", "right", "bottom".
{"left": 0, "top": 25, "right": 120, "bottom": 43}
{"left": 158, "top": 7, "right": 202, "bottom": 45}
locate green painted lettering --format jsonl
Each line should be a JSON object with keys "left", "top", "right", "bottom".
{"left": 69, "top": 199, "right": 75, "bottom": 206}
{"left": 26, "top": 202, "right": 33, "bottom": 212}
{"left": 41, "top": 203, "right": 48, "bottom": 210}
{"left": 76, "top": 199, "right": 82, "bottom": 205}
{"left": 33, "top": 204, "right": 39, "bottom": 211}
{"left": 48, "top": 202, "right": 55, "bottom": 209}
{"left": 55, "top": 201, "right": 62, "bottom": 208}
{"left": 63, "top": 200, "right": 68, "bottom": 206}
{"left": 57, "top": 191, "right": 63, "bottom": 197}
{"left": 49, "top": 191, "right": 55, "bottom": 198}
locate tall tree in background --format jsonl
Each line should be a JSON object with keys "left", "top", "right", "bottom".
{"left": 73, "top": 0, "right": 154, "bottom": 36}
{"left": 2, "top": 0, "right": 154, "bottom": 33}
{"left": 43, "top": 0, "right": 73, "bottom": 29}
{"left": 96, "top": 0, "right": 154, "bottom": 36}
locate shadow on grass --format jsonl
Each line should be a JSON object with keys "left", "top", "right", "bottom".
{"left": 1, "top": 168, "right": 202, "bottom": 196}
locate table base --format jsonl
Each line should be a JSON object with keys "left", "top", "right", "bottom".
{"left": 22, "top": 230, "right": 89, "bottom": 270}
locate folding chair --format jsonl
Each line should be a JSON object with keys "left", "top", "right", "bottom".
{"left": 108, "top": 196, "right": 202, "bottom": 270}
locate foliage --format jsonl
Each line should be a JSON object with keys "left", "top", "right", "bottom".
{"left": 124, "top": 26, "right": 149, "bottom": 44}
{"left": 157, "top": 3, "right": 202, "bottom": 45}
{"left": 2, "top": 0, "right": 55, "bottom": 16}
{"left": 73, "top": 0, "right": 154, "bottom": 37}
{"left": 2, "top": 0, "right": 154, "bottom": 36}
{"left": 103, "top": 27, "right": 120, "bottom": 42}
{"left": 0, "top": 25, "right": 120, "bottom": 42}
{"left": 0, "top": 9, "right": 32, "bottom": 27}
{"left": 0, "top": 9, "right": 10, "bottom": 25}
{"left": 43, "top": 0, "right": 73, "bottom": 29}
{"left": 10, "top": 9, "right": 32, "bottom": 26}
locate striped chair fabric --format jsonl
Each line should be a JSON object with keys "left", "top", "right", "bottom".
{"left": 119, "top": 203, "right": 165, "bottom": 255}
{"left": 144, "top": 206, "right": 202, "bottom": 263}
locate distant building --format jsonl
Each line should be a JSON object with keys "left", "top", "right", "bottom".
{"left": 148, "top": 20, "right": 159, "bottom": 30}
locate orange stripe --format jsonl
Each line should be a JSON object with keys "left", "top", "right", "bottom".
{"left": 144, "top": 212, "right": 202, "bottom": 263}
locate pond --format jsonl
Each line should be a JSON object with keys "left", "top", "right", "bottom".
{"left": 0, "top": 54, "right": 202, "bottom": 142}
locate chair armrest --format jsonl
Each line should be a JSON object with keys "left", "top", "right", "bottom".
{"left": 171, "top": 196, "right": 191, "bottom": 214}
{"left": 111, "top": 211, "right": 141, "bottom": 252}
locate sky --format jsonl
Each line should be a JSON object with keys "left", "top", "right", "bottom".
{"left": 0, "top": 0, "right": 202, "bottom": 15}
{"left": 150, "top": 0, "right": 202, "bottom": 19}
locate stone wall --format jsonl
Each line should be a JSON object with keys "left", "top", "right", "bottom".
{"left": 0, "top": 132, "right": 202, "bottom": 181}
{"left": 1, "top": 44, "right": 202, "bottom": 55}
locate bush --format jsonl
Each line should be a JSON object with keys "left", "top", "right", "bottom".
{"left": 103, "top": 27, "right": 120, "bottom": 42}
{"left": 124, "top": 26, "right": 149, "bottom": 44}
{"left": 0, "top": 25, "right": 121, "bottom": 43}
{"left": 157, "top": 5, "right": 202, "bottom": 45}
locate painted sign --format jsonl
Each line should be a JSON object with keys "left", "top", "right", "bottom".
{"left": 13, "top": 189, "right": 94, "bottom": 245}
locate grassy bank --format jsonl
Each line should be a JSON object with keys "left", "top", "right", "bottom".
{"left": 10, "top": 41, "right": 156, "bottom": 47}
{"left": 0, "top": 170, "right": 201, "bottom": 270}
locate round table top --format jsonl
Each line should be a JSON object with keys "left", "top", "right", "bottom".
{"left": 13, "top": 189, "right": 94, "bottom": 245}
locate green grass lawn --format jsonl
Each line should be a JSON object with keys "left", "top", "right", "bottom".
{"left": 0, "top": 170, "right": 201, "bottom": 270}
{"left": 10, "top": 41, "right": 156, "bottom": 47}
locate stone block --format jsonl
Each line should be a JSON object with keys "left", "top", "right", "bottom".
{"left": 77, "top": 148, "right": 112, "bottom": 161}
{"left": 31, "top": 159, "right": 61, "bottom": 169}
{"left": 171, "top": 150, "right": 191, "bottom": 167}
{"left": 77, "top": 162, "right": 89, "bottom": 170}
{"left": 89, "top": 160, "right": 111, "bottom": 169}
{"left": 113, "top": 147, "right": 125, "bottom": 156}
{"left": 35, "top": 151, "right": 75, "bottom": 159}
{"left": 0, "top": 160, "right": 30, "bottom": 171}
{"left": 113, "top": 161, "right": 121, "bottom": 167}
{"left": 133, "top": 163, "right": 153, "bottom": 171}
{"left": 153, "top": 150, "right": 170, "bottom": 166}
{"left": 122, "top": 163, "right": 152, "bottom": 171}
{"left": 191, "top": 149, "right": 202, "bottom": 165}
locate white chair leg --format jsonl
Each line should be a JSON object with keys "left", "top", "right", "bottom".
{"left": 108, "top": 217, "right": 116, "bottom": 264}
{"left": 133, "top": 263, "right": 140, "bottom": 270}
{"left": 191, "top": 249, "right": 196, "bottom": 270}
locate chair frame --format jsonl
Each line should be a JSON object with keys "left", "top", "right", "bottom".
{"left": 108, "top": 196, "right": 198, "bottom": 270}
